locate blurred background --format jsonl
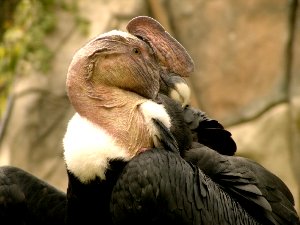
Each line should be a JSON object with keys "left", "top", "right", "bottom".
{"left": 0, "top": 0, "right": 299, "bottom": 214}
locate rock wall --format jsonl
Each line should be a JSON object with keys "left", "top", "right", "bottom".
{"left": 0, "top": 0, "right": 299, "bottom": 213}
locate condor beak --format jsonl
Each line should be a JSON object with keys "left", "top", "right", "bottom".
{"left": 126, "top": 16, "right": 194, "bottom": 78}
{"left": 160, "top": 72, "right": 191, "bottom": 107}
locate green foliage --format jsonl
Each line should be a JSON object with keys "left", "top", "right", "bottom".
{"left": 1, "top": 0, "right": 57, "bottom": 75}
{"left": 0, "top": 0, "right": 89, "bottom": 119}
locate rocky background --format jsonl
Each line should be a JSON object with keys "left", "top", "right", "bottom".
{"left": 0, "top": 0, "right": 299, "bottom": 213}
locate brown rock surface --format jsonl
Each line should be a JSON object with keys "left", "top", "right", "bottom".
{"left": 169, "top": 0, "right": 289, "bottom": 124}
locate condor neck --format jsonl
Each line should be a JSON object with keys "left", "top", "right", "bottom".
{"left": 71, "top": 84, "right": 152, "bottom": 150}
{"left": 69, "top": 83, "right": 142, "bottom": 124}
{"left": 64, "top": 79, "right": 162, "bottom": 186}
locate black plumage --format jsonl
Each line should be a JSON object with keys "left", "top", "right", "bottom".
{"left": 110, "top": 141, "right": 300, "bottom": 225}
{"left": 0, "top": 166, "right": 66, "bottom": 225}
{"left": 182, "top": 104, "right": 237, "bottom": 156}
{"left": 110, "top": 148, "right": 262, "bottom": 225}
{"left": 65, "top": 160, "right": 127, "bottom": 225}
{"left": 183, "top": 143, "right": 300, "bottom": 225}
{"left": 108, "top": 94, "right": 300, "bottom": 225}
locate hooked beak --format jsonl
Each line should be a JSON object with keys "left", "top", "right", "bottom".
{"left": 159, "top": 71, "right": 191, "bottom": 107}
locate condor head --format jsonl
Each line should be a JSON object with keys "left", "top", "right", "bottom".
{"left": 127, "top": 16, "right": 194, "bottom": 106}
{"left": 66, "top": 30, "right": 162, "bottom": 112}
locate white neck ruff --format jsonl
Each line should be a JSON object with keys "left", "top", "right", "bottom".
{"left": 63, "top": 113, "right": 131, "bottom": 183}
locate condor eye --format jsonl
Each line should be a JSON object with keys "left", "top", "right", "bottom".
{"left": 132, "top": 48, "right": 141, "bottom": 54}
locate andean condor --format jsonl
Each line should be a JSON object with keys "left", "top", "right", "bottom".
{"left": 62, "top": 15, "right": 196, "bottom": 223}
{"left": 0, "top": 15, "right": 298, "bottom": 225}
{"left": 0, "top": 15, "right": 195, "bottom": 225}
{"left": 108, "top": 16, "right": 299, "bottom": 225}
